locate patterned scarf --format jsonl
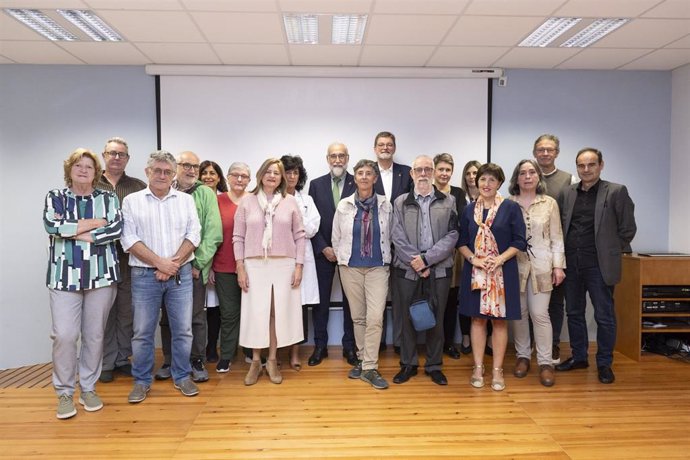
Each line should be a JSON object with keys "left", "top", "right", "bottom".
{"left": 355, "top": 192, "right": 376, "bottom": 258}
{"left": 257, "top": 188, "right": 282, "bottom": 259}
{"left": 471, "top": 193, "right": 506, "bottom": 318}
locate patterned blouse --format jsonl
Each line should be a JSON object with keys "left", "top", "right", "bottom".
{"left": 509, "top": 194, "right": 565, "bottom": 294}
{"left": 43, "top": 188, "right": 122, "bottom": 291}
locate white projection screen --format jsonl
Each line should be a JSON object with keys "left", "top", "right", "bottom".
{"left": 159, "top": 75, "right": 490, "bottom": 184}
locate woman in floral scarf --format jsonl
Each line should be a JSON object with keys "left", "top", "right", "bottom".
{"left": 458, "top": 163, "right": 526, "bottom": 391}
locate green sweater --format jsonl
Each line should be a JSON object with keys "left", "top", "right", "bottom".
{"left": 189, "top": 181, "right": 223, "bottom": 284}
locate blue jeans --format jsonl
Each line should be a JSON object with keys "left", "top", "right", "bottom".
{"left": 564, "top": 264, "right": 616, "bottom": 367}
{"left": 131, "top": 263, "right": 193, "bottom": 385}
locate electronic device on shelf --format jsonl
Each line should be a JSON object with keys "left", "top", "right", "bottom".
{"left": 642, "top": 285, "right": 690, "bottom": 298}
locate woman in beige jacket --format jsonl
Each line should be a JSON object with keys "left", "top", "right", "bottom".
{"left": 508, "top": 159, "right": 565, "bottom": 387}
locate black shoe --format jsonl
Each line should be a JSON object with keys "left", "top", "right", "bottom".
{"left": 308, "top": 347, "right": 328, "bottom": 366}
{"left": 555, "top": 357, "right": 589, "bottom": 372}
{"left": 597, "top": 366, "right": 615, "bottom": 384}
{"left": 114, "top": 363, "right": 132, "bottom": 376}
{"left": 484, "top": 345, "right": 493, "bottom": 356}
{"left": 99, "top": 369, "right": 114, "bottom": 383}
{"left": 343, "top": 349, "right": 358, "bottom": 366}
{"left": 379, "top": 342, "right": 387, "bottom": 352}
{"left": 393, "top": 365, "right": 418, "bottom": 384}
{"left": 443, "top": 345, "right": 461, "bottom": 360}
{"left": 425, "top": 369, "right": 448, "bottom": 386}
{"left": 460, "top": 344, "right": 472, "bottom": 355}
{"left": 393, "top": 346, "right": 401, "bottom": 355}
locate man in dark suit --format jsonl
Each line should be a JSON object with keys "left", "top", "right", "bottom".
{"left": 307, "top": 142, "right": 357, "bottom": 366}
{"left": 372, "top": 131, "right": 413, "bottom": 353}
{"left": 556, "top": 148, "right": 636, "bottom": 384}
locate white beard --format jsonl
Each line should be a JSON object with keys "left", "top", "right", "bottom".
{"left": 331, "top": 166, "right": 345, "bottom": 177}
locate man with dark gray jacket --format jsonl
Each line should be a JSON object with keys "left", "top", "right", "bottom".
{"left": 390, "top": 155, "right": 459, "bottom": 386}
{"left": 556, "top": 148, "right": 636, "bottom": 384}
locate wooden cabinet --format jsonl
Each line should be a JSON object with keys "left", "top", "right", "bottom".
{"left": 615, "top": 254, "right": 690, "bottom": 361}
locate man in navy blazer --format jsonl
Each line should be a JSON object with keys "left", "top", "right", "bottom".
{"left": 307, "top": 142, "right": 357, "bottom": 366}
{"left": 556, "top": 148, "right": 636, "bottom": 384}
{"left": 372, "top": 131, "right": 413, "bottom": 352}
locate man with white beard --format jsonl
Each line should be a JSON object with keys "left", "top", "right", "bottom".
{"left": 307, "top": 143, "right": 357, "bottom": 367}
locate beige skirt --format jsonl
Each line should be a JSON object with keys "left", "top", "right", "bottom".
{"left": 239, "top": 257, "right": 304, "bottom": 349}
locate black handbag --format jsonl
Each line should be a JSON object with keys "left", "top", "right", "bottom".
{"left": 409, "top": 276, "right": 436, "bottom": 331}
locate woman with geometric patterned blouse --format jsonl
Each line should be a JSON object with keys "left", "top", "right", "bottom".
{"left": 43, "top": 148, "right": 122, "bottom": 420}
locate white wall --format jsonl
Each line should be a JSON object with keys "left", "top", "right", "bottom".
{"left": 0, "top": 65, "right": 156, "bottom": 369}
{"left": 669, "top": 64, "right": 690, "bottom": 253}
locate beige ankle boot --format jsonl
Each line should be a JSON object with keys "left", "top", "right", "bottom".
{"left": 266, "top": 359, "right": 283, "bottom": 384}
{"left": 244, "top": 360, "right": 262, "bottom": 386}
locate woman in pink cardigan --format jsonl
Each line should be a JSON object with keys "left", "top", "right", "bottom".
{"left": 233, "top": 158, "right": 306, "bottom": 385}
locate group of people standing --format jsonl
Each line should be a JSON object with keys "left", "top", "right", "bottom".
{"left": 43, "top": 132, "right": 636, "bottom": 421}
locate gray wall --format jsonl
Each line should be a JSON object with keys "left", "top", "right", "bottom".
{"left": 0, "top": 64, "right": 682, "bottom": 369}
{"left": 0, "top": 65, "right": 156, "bottom": 369}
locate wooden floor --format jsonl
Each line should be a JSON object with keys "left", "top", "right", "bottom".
{"left": 1, "top": 346, "right": 690, "bottom": 459}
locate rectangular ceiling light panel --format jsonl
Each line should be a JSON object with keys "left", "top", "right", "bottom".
{"left": 560, "top": 18, "right": 629, "bottom": 48}
{"left": 4, "top": 8, "right": 77, "bottom": 41}
{"left": 57, "top": 9, "right": 123, "bottom": 42}
{"left": 519, "top": 17, "right": 581, "bottom": 47}
{"left": 332, "top": 14, "right": 367, "bottom": 45}
{"left": 284, "top": 14, "right": 319, "bottom": 44}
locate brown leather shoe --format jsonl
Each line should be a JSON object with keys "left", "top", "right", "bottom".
{"left": 539, "top": 364, "right": 555, "bottom": 387}
{"left": 513, "top": 357, "right": 530, "bottom": 378}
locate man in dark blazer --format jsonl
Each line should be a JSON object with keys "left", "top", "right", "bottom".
{"left": 556, "top": 148, "right": 636, "bottom": 384}
{"left": 307, "top": 142, "right": 357, "bottom": 366}
{"left": 372, "top": 131, "right": 413, "bottom": 353}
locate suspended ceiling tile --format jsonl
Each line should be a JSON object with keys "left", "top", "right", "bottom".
{"left": 180, "top": 0, "right": 279, "bottom": 12}
{"left": 493, "top": 46, "right": 579, "bottom": 68}
{"left": 82, "top": 0, "right": 183, "bottom": 10}
{"left": 642, "top": 0, "right": 690, "bottom": 19}
{"left": 366, "top": 14, "right": 457, "bottom": 45}
{"left": 213, "top": 43, "right": 290, "bottom": 65}
{"left": 135, "top": 42, "right": 221, "bottom": 64}
{"left": 0, "top": 0, "right": 87, "bottom": 8}
{"left": 98, "top": 11, "right": 206, "bottom": 42}
{"left": 555, "top": 0, "right": 662, "bottom": 17}
{"left": 192, "top": 12, "right": 284, "bottom": 43}
{"left": 464, "top": 0, "right": 567, "bottom": 16}
{"left": 57, "top": 41, "right": 151, "bottom": 64}
{"left": 359, "top": 45, "right": 435, "bottom": 66}
{"left": 373, "top": 0, "right": 469, "bottom": 14}
{"left": 557, "top": 48, "right": 652, "bottom": 69}
{"left": 427, "top": 45, "right": 509, "bottom": 67}
{"left": 619, "top": 48, "right": 690, "bottom": 70}
{"left": 665, "top": 34, "right": 690, "bottom": 48}
{"left": 444, "top": 16, "right": 543, "bottom": 46}
{"left": 0, "top": 54, "right": 16, "bottom": 63}
{"left": 0, "top": 40, "right": 83, "bottom": 63}
{"left": 594, "top": 19, "right": 690, "bottom": 48}
{"left": 288, "top": 44, "right": 360, "bottom": 65}
{"left": 279, "top": 0, "right": 372, "bottom": 14}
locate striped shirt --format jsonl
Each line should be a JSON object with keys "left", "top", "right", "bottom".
{"left": 121, "top": 186, "right": 201, "bottom": 267}
{"left": 43, "top": 188, "right": 122, "bottom": 291}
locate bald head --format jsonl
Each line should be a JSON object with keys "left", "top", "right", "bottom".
{"left": 176, "top": 150, "right": 201, "bottom": 189}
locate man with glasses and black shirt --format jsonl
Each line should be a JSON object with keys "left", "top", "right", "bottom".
{"left": 532, "top": 134, "right": 576, "bottom": 364}
{"left": 307, "top": 143, "right": 357, "bottom": 367}
{"left": 372, "top": 131, "right": 413, "bottom": 354}
{"left": 155, "top": 151, "right": 222, "bottom": 383}
{"left": 98, "top": 137, "right": 146, "bottom": 383}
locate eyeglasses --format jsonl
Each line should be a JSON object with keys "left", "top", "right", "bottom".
{"left": 285, "top": 170, "right": 300, "bottom": 177}
{"left": 535, "top": 147, "right": 557, "bottom": 154}
{"left": 180, "top": 163, "right": 200, "bottom": 171}
{"left": 151, "top": 168, "right": 174, "bottom": 177}
{"left": 229, "top": 173, "right": 250, "bottom": 181}
{"left": 328, "top": 153, "right": 347, "bottom": 161}
{"left": 105, "top": 150, "right": 129, "bottom": 159}
{"left": 376, "top": 143, "right": 395, "bottom": 148}
{"left": 413, "top": 167, "right": 434, "bottom": 175}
